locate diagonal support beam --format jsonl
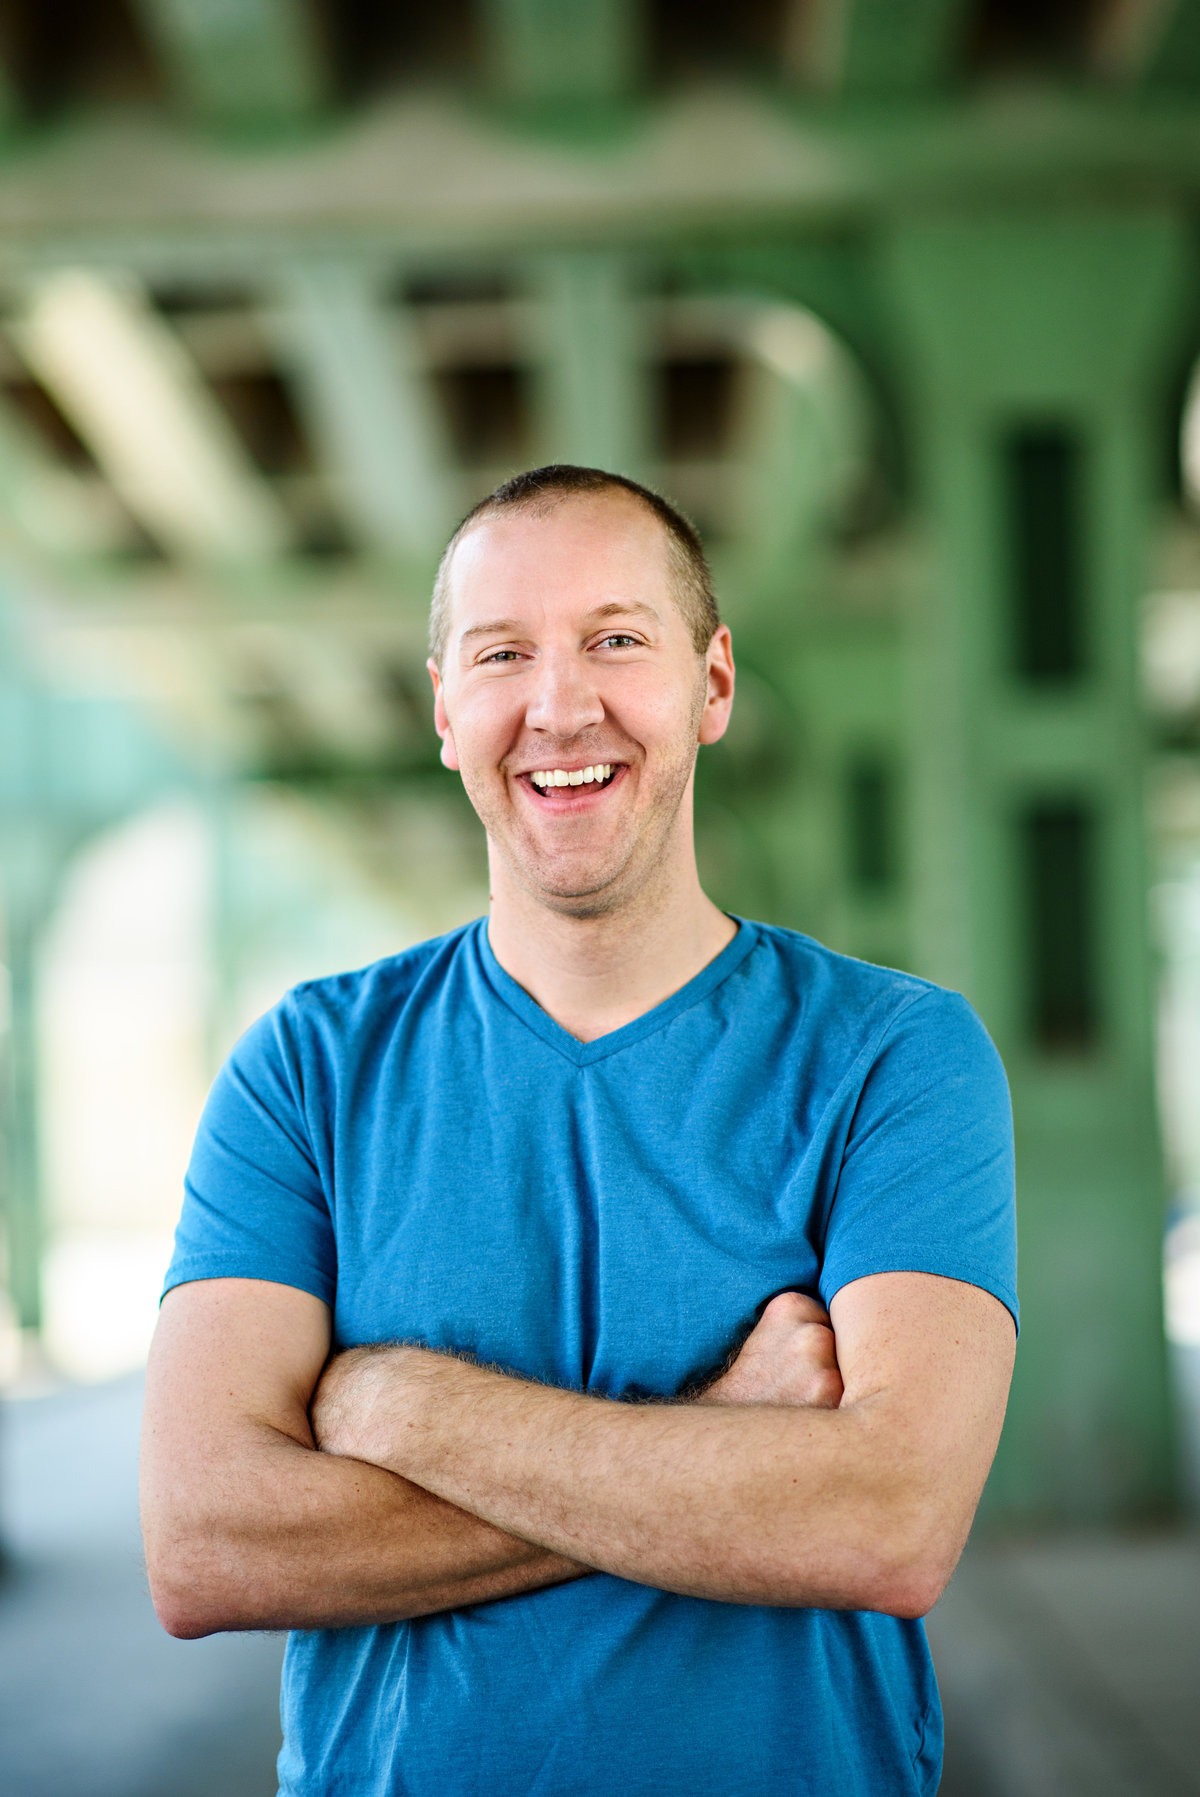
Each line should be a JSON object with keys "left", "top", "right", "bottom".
{"left": 0, "top": 390, "right": 127, "bottom": 560}
{"left": 15, "top": 271, "right": 291, "bottom": 565}
{"left": 735, "top": 305, "right": 867, "bottom": 585}
{"left": 129, "top": 0, "right": 329, "bottom": 131}
{"left": 272, "top": 262, "right": 453, "bottom": 564}
{"left": 528, "top": 252, "right": 648, "bottom": 475}
{"left": 480, "top": 0, "right": 642, "bottom": 114}
{"left": 785, "top": 0, "right": 969, "bottom": 97}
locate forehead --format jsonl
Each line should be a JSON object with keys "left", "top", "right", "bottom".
{"left": 445, "top": 493, "right": 677, "bottom": 633}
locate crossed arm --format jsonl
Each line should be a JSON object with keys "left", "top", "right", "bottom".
{"left": 141, "top": 1270, "right": 1014, "bottom": 1639}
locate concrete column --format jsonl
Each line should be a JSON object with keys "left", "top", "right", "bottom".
{"left": 884, "top": 209, "right": 1188, "bottom": 1520}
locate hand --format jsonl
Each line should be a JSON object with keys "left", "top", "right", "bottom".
{"left": 698, "top": 1292, "right": 844, "bottom": 1409}
{"left": 311, "top": 1344, "right": 410, "bottom": 1462}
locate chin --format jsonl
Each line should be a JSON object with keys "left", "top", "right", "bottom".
{"left": 537, "top": 887, "right": 623, "bottom": 919}
{"left": 510, "top": 850, "right": 634, "bottom": 915}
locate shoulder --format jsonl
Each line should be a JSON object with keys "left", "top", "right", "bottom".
{"left": 285, "top": 919, "right": 479, "bottom": 1023}
{"left": 236, "top": 920, "right": 484, "bottom": 1083}
{"left": 738, "top": 920, "right": 971, "bottom": 1048}
{"left": 732, "top": 920, "right": 1008, "bottom": 1122}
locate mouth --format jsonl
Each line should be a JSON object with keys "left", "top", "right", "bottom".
{"left": 518, "top": 762, "right": 625, "bottom": 802}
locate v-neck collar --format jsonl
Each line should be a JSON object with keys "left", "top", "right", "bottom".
{"left": 474, "top": 915, "right": 756, "bottom": 1067}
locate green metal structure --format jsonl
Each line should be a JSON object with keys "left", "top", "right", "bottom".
{"left": 1, "top": 0, "right": 1199, "bottom": 1522}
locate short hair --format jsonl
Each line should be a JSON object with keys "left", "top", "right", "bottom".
{"left": 428, "top": 464, "right": 721, "bottom": 666}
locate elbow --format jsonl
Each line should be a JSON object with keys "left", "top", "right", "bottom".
{"left": 772, "top": 1515, "right": 958, "bottom": 1620}
{"left": 865, "top": 1557, "right": 950, "bottom": 1621}
{"left": 152, "top": 1594, "right": 217, "bottom": 1641}
{"left": 854, "top": 1516, "right": 961, "bottom": 1620}
{"left": 143, "top": 1526, "right": 256, "bottom": 1639}
{"left": 146, "top": 1562, "right": 223, "bottom": 1639}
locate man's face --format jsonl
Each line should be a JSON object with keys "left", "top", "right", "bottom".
{"left": 428, "top": 493, "right": 734, "bottom": 916}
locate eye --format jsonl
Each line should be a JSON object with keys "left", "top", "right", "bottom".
{"left": 480, "top": 648, "right": 523, "bottom": 663}
{"left": 597, "top": 633, "right": 639, "bottom": 649}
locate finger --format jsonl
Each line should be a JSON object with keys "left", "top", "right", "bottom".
{"left": 759, "top": 1291, "right": 830, "bottom": 1329}
{"left": 806, "top": 1370, "right": 845, "bottom": 1409}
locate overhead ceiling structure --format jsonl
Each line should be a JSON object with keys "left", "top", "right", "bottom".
{"left": 4, "top": 0, "right": 1200, "bottom": 1527}
{"left": 0, "top": 0, "right": 1190, "bottom": 779}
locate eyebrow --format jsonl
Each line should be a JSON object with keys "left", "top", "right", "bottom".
{"left": 457, "top": 600, "right": 664, "bottom": 650}
{"left": 458, "top": 618, "right": 523, "bottom": 647}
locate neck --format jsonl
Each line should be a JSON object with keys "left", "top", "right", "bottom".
{"left": 485, "top": 853, "right": 736, "bottom": 1044}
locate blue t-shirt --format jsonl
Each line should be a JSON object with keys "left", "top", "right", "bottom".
{"left": 166, "top": 917, "right": 1017, "bottom": 1797}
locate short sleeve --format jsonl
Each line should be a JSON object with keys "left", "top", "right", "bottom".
{"left": 163, "top": 997, "right": 337, "bottom": 1307}
{"left": 818, "top": 988, "right": 1018, "bottom": 1328}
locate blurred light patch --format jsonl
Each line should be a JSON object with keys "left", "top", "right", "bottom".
{"left": 42, "top": 1229, "right": 178, "bottom": 1382}
{"left": 1143, "top": 590, "right": 1200, "bottom": 715}
{"left": 38, "top": 801, "right": 213, "bottom": 1384}
{"left": 1181, "top": 358, "right": 1200, "bottom": 514}
{"left": 15, "top": 270, "right": 291, "bottom": 564}
{"left": 1166, "top": 1212, "right": 1200, "bottom": 1348}
{"left": 18, "top": 784, "right": 481, "bottom": 1386}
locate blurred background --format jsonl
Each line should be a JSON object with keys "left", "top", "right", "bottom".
{"left": 1, "top": 1, "right": 1199, "bottom": 1793}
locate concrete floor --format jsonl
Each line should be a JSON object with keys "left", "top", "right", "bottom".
{"left": 930, "top": 1534, "right": 1200, "bottom": 1797}
{"left": 0, "top": 1373, "right": 284, "bottom": 1797}
{"left": 2, "top": 1373, "right": 1199, "bottom": 1797}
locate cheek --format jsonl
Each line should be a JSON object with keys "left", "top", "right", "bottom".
{"left": 603, "top": 670, "right": 699, "bottom": 740}
{"left": 446, "top": 692, "right": 515, "bottom": 761}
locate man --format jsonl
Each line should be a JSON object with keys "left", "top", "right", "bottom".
{"left": 141, "top": 464, "right": 1017, "bottom": 1797}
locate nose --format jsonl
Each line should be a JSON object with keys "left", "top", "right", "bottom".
{"left": 523, "top": 646, "right": 605, "bottom": 740}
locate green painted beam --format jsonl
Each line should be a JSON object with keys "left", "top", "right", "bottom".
{"left": 274, "top": 261, "right": 453, "bottom": 564}
{"left": 786, "top": 0, "right": 970, "bottom": 96}
{"left": 736, "top": 304, "right": 867, "bottom": 589}
{"left": 17, "top": 271, "right": 292, "bottom": 566}
{"left": 0, "top": 391, "right": 125, "bottom": 562}
{"left": 480, "top": 0, "right": 641, "bottom": 119}
{"left": 0, "top": 92, "right": 1196, "bottom": 264}
{"left": 129, "top": 0, "right": 329, "bottom": 132}
{"left": 528, "top": 251, "right": 647, "bottom": 475}
{"left": 1138, "top": 0, "right": 1200, "bottom": 91}
{"left": 884, "top": 210, "right": 1187, "bottom": 1523}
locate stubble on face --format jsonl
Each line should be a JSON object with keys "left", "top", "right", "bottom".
{"left": 483, "top": 673, "right": 707, "bottom": 920}
{"left": 439, "top": 496, "right": 711, "bottom": 921}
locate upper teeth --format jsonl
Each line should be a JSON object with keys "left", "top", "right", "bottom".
{"left": 529, "top": 765, "right": 614, "bottom": 788}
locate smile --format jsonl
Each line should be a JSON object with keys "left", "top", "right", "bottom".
{"left": 527, "top": 764, "right": 619, "bottom": 793}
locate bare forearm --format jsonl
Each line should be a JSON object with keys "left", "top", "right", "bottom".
{"left": 315, "top": 1351, "right": 936, "bottom": 1616}
{"left": 141, "top": 1422, "right": 585, "bottom": 1638}
{"left": 142, "top": 1280, "right": 588, "bottom": 1639}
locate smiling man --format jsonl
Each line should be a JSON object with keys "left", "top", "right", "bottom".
{"left": 141, "top": 465, "right": 1018, "bottom": 1797}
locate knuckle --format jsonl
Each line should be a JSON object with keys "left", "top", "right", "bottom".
{"left": 764, "top": 1291, "right": 825, "bottom": 1324}
{"left": 809, "top": 1372, "right": 843, "bottom": 1408}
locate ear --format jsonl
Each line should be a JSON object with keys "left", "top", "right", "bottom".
{"left": 427, "top": 658, "right": 460, "bottom": 771}
{"left": 698, "top": 625, "right": 735, "bottom": 746}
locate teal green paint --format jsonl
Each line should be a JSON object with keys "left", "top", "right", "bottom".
{"left": 275, "top": 260, "right": 453, "bottom": 562}
{"left": 0, "top": 612, "right": 189, "bottom": 1345}
{"left": 0, "top": 47, "right": 1192, "bottom": 1529}
{"left": 836, "top": 0, "right": 971, "bottom": 96}
{"left": 883, "top": 210, "right": 1187, "bottom": 1520}
{"left": 2, "top": 873, "right": 45, "bottom": 1332}
{"left": 529, "top": 251, "right": 648, "bottom": 475}
{"left": 1140, "top": 0, "right": 1200, "bottom": 92}
{"left": 481, "top": 0, "right": 641, "bottom": 128}
{"left": 129, "top": 0, "right": 329, "bottom": 132}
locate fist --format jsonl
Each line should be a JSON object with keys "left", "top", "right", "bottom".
{"left": 700, "top": 1292, "right": 843, "bottom": 1410}
{"left": 310, "top": 1345, "right": 393, "bottom": 1460}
